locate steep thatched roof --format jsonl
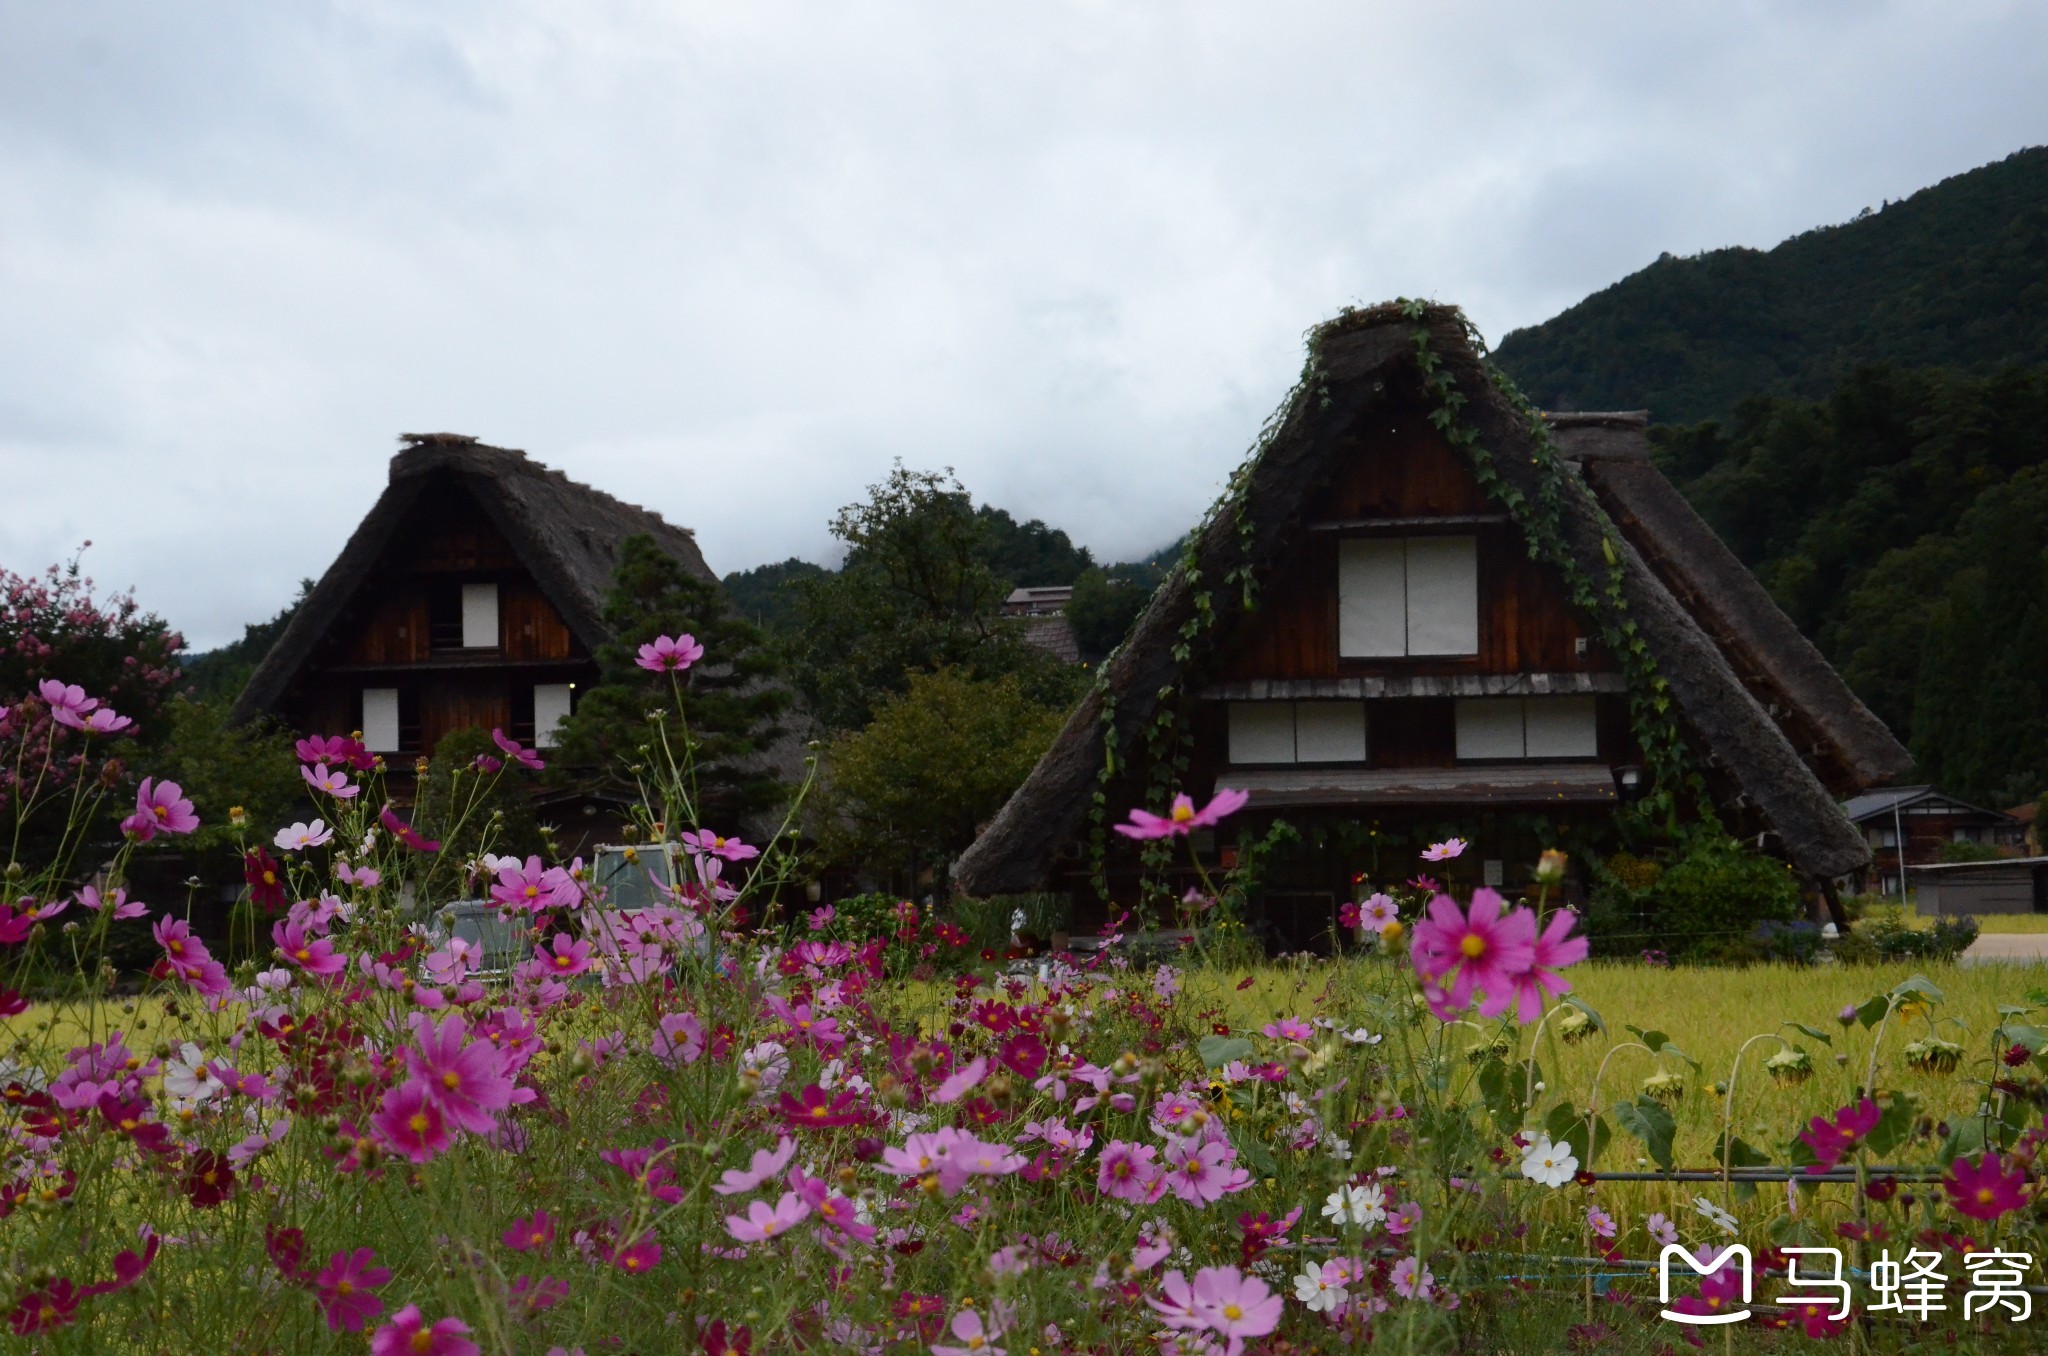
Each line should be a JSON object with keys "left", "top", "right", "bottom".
{"left": 1549, "top": 412, "right": 1911, "bottom": 794}
{"left": 231, "top": 434, "right": 715, "bottom": 723}
{"left": 954, "top": 302, "right": 1888, "bottom": 895}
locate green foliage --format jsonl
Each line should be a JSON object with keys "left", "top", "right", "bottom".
{"left": 551, "top": 535, "right": 793, "bottom": 828}
{"left": 181, "top": 580, "right": 311, "bottom": 704}
{"left": 1854, "top": 912, "right": 1981, "bottom": 963}
{"left": 150, "top": 696, "right": 302, "bottom": 858}
{"left": 413, "top": 726, "right": 542, "bottom": 868}
{"left": 820, "top": 668, "right": 1067, "bottom": 884}
{"left": 972, "top": 504, "right": 1094, "bottom": 588}
{"left": 789, "top": 464, "right": 1084, "bottom": 731}
{"left": 1650, "top": 838, "right": 1803, "bottom": 959}
{"left": 1936, "top": 839, "right": 2004, "bottom": 863}
{"left": 1067, "top": 560, "right": 1167, "bottom": 660}
{"left": 720, "top": 557, "right": 829, "bottom": 633}
{"left": 1495, "top": 147, "right": 2048, "bottom": 423}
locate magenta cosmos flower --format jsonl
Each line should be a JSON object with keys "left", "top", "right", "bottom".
{"left": 1114, "top": 788, "right": 1251, "bottom": 840}
{"left": 369, "top": 1306, "right": 478, "bottom": 1356}
{"left": 314, "top": 1247, "right": 390, "bottom": 1332}
{"left": 1410, "top": 888, "right": 1538, "bottom": 1019}
{"left": 403, "top": 1011, "right": 515, "bottom": 1134}
{"left": 370, "top": 1080, "right": 452, "bottom": 1163}
{"left": 272, "top": 920, "right": 347, "bottom": 977}
{"left": 1503, "top": 908, "right": 1589, "bottom": 1021}
{"left": 301, "top": 763, "right": 358, "bottom": 799}
{"left": 1944, "top": 1152, "right": 2029, "bottom": 1220}
{"left": 490, "top": 727, "right": 544, "bottom": 771}
{"left": 123, "top": 778, "right": 198, "bottom": 840}
{"left": 636, "top": 633, "right": 705, "bottom": 672}
{"left": 711, "top": 1136, "right": 796, "bottom": 1196}
{"left": 931, "top": 1308, "right": 1006, "bottom": 1356}
{"left": 1797, "top": 1097, "right": 1882, "bottom": 1172}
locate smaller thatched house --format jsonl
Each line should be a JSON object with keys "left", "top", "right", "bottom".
{"left": 233, "top": 433, "right": 716, "bottom": 767}
{"left": 954, "top": 302, "right": 1909, "bottom": 948}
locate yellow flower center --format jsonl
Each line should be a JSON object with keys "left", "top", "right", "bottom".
{"left": 442, "top": 1071, "right": 461, "bottom": 1091}
{"left": 1460, "top": 934, "right": 1487, "bottom": 959}
{"left": 408, "top": 1112, "right": 430, "bottom": 1134}
{"left": 1171, "top": 802, "right": 1194, "bottom": 823}
{"left": 1223, "top": 1303, "right": 1244, "bottom": 1320}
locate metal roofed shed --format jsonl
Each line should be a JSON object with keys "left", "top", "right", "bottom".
{"left": 1906, "top": 856, "right": 2048, "bottom": 917}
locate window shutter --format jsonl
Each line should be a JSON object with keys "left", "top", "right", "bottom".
{"left": 461, "top": 583, "right": 499, "bottom": 649}
{"left": 1228, "top": 702, "right": 1296, "bottom": 764}
{"left": 1337, "top": 539, "right": 1406, "bottom": 657}
{"left": 1403, "top": 537, "right": 1478, "bottom": 655}
{"left": 533, "top": 684, "right": 574, "bottom": 748}
{"left": 362, "top": 688, "right": 401, "bottom": 753}
{"left": 1454, "top": 698, "right": 1524, "bottom": 759}
{"left": 1523, "top": 695, "right": 1598, "bottom": 757}
{"left": 1293, "top": 702, "right": 1366, "bottom": 763}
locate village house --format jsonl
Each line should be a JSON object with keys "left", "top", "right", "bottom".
{"left": 231, "top": 433, "right": 719, "bottom": 835}
{"left": 1004, "top": 585, "right": 1082, "bottom": 664}
{"left": 954, "top": 302, "right": 1911, "bottom": 950}
{"left": 1840, "top": 785, "right": 2025, "bottom": 897}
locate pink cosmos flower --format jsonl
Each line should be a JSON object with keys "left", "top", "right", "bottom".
{"left": 491, "top": 856, "right": 579, "bottom": 913}
{"left": 711, "top": 1137, "right": 797, "bottom": 1195}
{"left": 931, "top": 1308, "right": 1005, "bottom": 1356}
{"left": 1148, "top": 1266, "right": 1283, "bottom": 1355}
{"left": 273, "top": 920, "right": 347, "bottom": 977}
{"left": 369, "top": 1306, "right": 479, "bottom": 1356}
{"left": 38, "top": 679, "right": 96, "bottom": 718}
{"left": 535, "top": 933, "right": 592, "bottom": 978}
{"left": 933, "top": 1055, "right": 988, "bottom": 1104}
{"left": 806, "top": 905, "right": 835, "bottom": 930}
{"left": 124, "top": 777, "right": 198, "bottom": 840}
{"left": 1260, "top": 1018, "right": 1312, "bottom": 1041}
{"left": 1391, "top": 1256, "right": 1435, "bottom": 1300}
{"left": 1944, "top": 1152, "right": 2029, "bottom": 1220}
{"left": 1409, "top": 888, "right": 1537, "bottom": 1019}
{"left": 605, "top": 1232, "right": 662, "bottom": 1274}
{"left": 378, "top": 805, "right": 441, "bottom": 852}
{"left": 491, "top": 728, "right": 545, "bottom": 771}
{"left": 315, "top": 1247, "right": 390, "bottom": 1332}
{"left": 370, "top": 1080, "right": 453, "bottom": 1163}
{"left": 77, "top": 886, "right": 146, "bottom": 920}
{"left": 58, "top": 705, "right": 132, "bottom": 735}
{"left": 153, "top": 916, "right": 230, "bottom": 995}
{"left": 680, "top": 828, "right": 759, "bottom": 862}
{"left": 1114, "top": 788, "right": 1250, "bottom": 840}
{"left": 297, "top": 734, "right": 372, "bottom": 769}
{"left": 1160, "top": 1135, "right": 1251, "bottom": 1205}
{"left": 724, "top": 1191, "right": 812, "bottom": 1242}
{"left": 636, "top": 633, "right": 705, "bottom": 672}
{"left": 1421, "top": 838, "right": 1468, "bottom": 861}
{"left": 335, "top": 861, "right": 382, "bottom": 889}
{"left": 503, "top": 1211, "right": 555, "bottom": 1253}
{"left": 651, "top": 1011, "right": 706, "bottom": 1066}
{"left": 301, "top": 763, "right": 358, "bottom": 799}
{"left": 1359, "top": 893, "right": 1400, "bottom": 928}
{"left": 1096, "top": 1140, "right": 1162, "bottom": 1203}
{"left": 1503, "top": 908, "right": 1589, "bottom": 1021}
{"left": 403, "top": 1011, "right": 515, "bottom": 1134}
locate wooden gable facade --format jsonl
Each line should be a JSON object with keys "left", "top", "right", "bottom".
{"left": 955, "top": 302, "right": 1911, "bottom": 945}
{"left": 233, "top": 434, "right": 717, "bottom": 778}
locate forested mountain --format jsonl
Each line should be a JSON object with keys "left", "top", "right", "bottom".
{"left": 1494, "top": 147, "right": 2048, "bottom": 423}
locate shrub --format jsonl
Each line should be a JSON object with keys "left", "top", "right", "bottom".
{"left": 1643, "top": 837, "right": 1803, "bottom": 961}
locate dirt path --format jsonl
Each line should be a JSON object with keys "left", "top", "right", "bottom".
{"left": 1960, "top": 932, "right": 2048, "bottom": 965}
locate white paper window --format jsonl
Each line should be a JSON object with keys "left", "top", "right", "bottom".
{"left": 362, "top": 688, "right": 400, "bottom": 753}
{"left": 1337, "top": 539, "right": 1407, "bottom": 657}
{"left": 1524, "top": 695, "right": 1598, "bottom": 757}
{"left": 461, "top": 583, "right": 499, "bottom": 649}
{"left": 1338, "top": 536, "right": 1477, "bottom": 658}
{"left": 533, "top": 683, "right": 574, "bottom": 748}
{"left": 1294, "top": 702, "right": 1367, "bottom": 763}
{"left": 1228, "top": 702, "right": 1296, "bottom": 765}
{"left": 1457, "top": 696, "right": 1599, "bottom": 760}
{"left": 1403, "top": 537, "right": 1478, "bottom": 655}
{"left": 1454, "top": 698, "right": 1526, "bottom": 759}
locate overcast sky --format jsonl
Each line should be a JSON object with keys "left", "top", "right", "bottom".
{"left": 3, "top": 2, "right": 2044, "bottom": 649}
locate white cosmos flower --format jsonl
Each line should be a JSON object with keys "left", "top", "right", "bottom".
{"left": 1293, "top": 1260, "right": 1348, "bottom": 1312}
{"left": 273, "top": 820, "right": 334, "bottom": 852}
{"left": 1339, "top": 1028, "right": 1382, "bottom": 1045}
{"left": 1693, "top": 1196, "right": 1740, "bottom": 1235}
{"left": 1520, "top": 1133, "right": 1579, "bottom": 1188}
{"left": 1320, "top": 1182, "right": 1382, "bottom": 1226}
{"left": 163, "top": 1043, "right": 224, "bottom": 1103}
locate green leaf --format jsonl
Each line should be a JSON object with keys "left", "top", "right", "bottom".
{"left": 1864, "top": 1091, "right": 1918, "bottom": 1159}
{"left": 1477, "top": 1058, "right": 1534, "bottom": 1134}
{"left": 1611, "top": 1096, "right": 1677, "bottom": 1171}
{"left": 1855, "top": 995, "right": 1891, "bottom": 1029}
{"left": 1543, "top": 1102, "right": 1610, "bottom": 1169}
{"left": 1770, "top": 1214, "right": 1823, "bottom": 1248}
{"left": 1891, "top": 975, "right": 1945, "bottom": 1004}
{"left": 1999, "top": 1024, "right": 2048, "bottom": 1055}
{"left": 1625, "top": 1025, "right": 1669, "bottom": 1052}
{"left": 1789, "top": 1023, "right": 1834, "bottom": 1047}
{"left": 1941, "top": 1116, "right": 1986, "bottom": 1164}
{"left": 1238, "top": 1133, "right": 1280, "bottom": 1180}
{"left": 1196, "top": 1036, "right": 1254, "bottom": 1070}
{"left": 1713, "top": 1133, "right": 1773, "bottom": 1169}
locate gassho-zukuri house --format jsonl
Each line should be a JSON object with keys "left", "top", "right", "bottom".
{"left": 230, "top": 432, "right": 719, "bottom": 818}
{"left": 954, "top": 301, "right": 1911, "bottom": 950}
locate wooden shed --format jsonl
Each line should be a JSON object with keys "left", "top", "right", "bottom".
{"left": 953, "top": 302, "right": 1909, "bottom": 945}
{"left": 1907, "top": 858, "right": 2048, "bottom": 917}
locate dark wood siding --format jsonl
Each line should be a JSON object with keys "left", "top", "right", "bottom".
{"left": 503, "top": 584, "right": 575, "bottom": 661}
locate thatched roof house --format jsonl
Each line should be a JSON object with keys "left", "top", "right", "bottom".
{"left": 955, "top": 302, "right": 1907, "bottom": 936}
{"left": 233, "top": 433, "right": 716, "bottom": 758}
